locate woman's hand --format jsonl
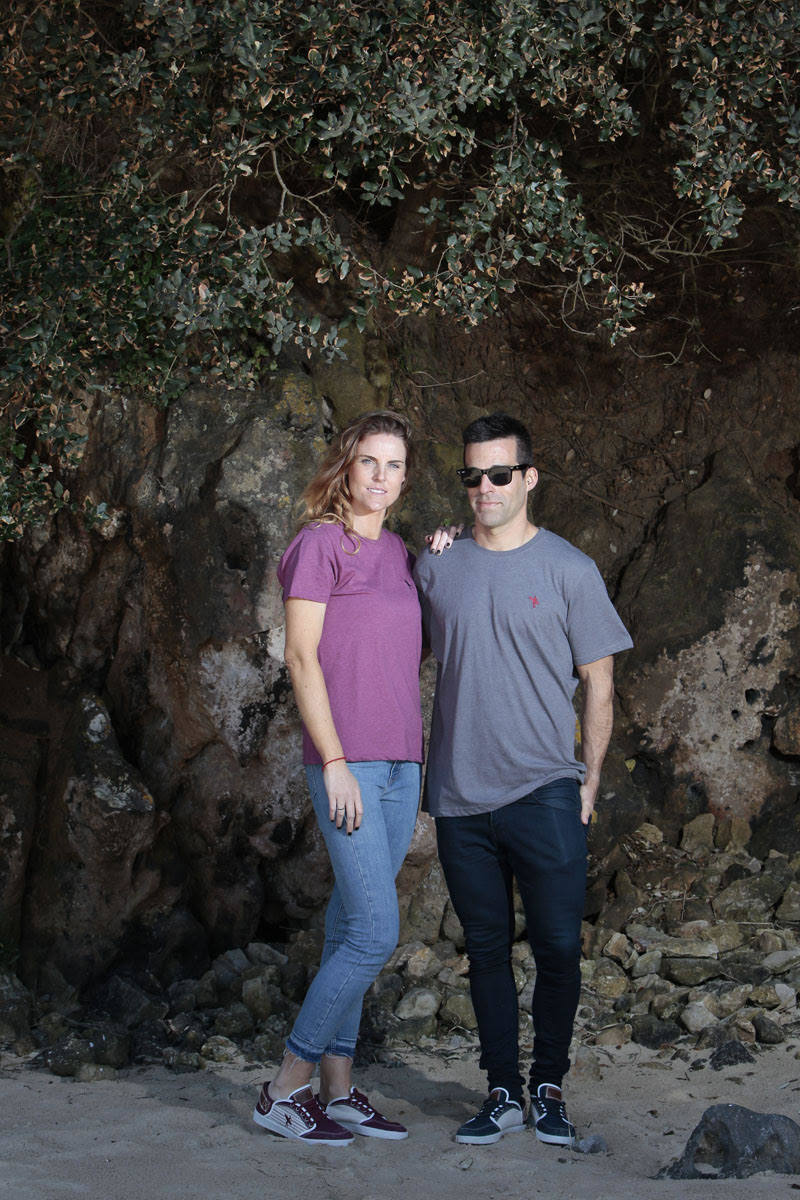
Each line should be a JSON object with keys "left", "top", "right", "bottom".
{"left": 425, "top": 523, "right": 463, "bottom": 554}
{"left": 323, "top": 759, "right": 363, "bottom": 833}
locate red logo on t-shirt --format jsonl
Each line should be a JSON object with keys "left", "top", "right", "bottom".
{"left": 529, "top": 596, "right": 539, "bottom": 608}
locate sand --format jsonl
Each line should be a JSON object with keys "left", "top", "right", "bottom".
{"left": 2, "top": 1040, "right": 800, "bottom": 1199}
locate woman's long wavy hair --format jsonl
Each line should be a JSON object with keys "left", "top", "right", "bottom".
{"left": 298, "top": 409, "right": 414, "bottom": 540}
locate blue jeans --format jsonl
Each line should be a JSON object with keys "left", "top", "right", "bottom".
{"left": 286, "top": 760, "right": 421, "bottom": 1062}
{"left": 435, "top": 778, "right": 587, "bottom": 1100}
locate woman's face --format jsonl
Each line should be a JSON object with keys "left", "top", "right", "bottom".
{"left": 346, "top": 432, "right": 408, "bottom": 518}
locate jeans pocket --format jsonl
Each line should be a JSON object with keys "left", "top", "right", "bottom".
{"left": 522, "top": 776, "right": 580, "bottom": 813}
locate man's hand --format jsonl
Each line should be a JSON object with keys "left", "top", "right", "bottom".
{"left": 576, "top": 656, "right": 615, "bottom": 827}
{"left": 579, "top": 776, "right": 600, "bottom": 826}
{"left": 323, "top": 759, "right": 363, "bottom": 834}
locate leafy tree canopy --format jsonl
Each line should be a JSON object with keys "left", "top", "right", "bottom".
{"left": 1, "top": 0, "right": 799, "bottom": 537}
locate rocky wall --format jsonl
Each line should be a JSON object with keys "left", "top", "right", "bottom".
{"left": 1, "top": 323, "right": 799, "bottom": 998}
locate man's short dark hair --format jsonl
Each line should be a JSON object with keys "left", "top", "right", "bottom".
{"left": 462, "top": 412, "right": 534, "bottom": 464}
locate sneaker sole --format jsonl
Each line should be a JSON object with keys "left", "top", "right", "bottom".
{"left": 337, "top": 1122, "right": 409, "bottom": 1140}
{"left": 455, "top": 1122, "right": 525, "bottom": 1145}
{"left": 534, "top": 1128, "right": 575, "bottom": 1146}
{"left": 253, "top": 1107, "right": 353, "bottom": 1145}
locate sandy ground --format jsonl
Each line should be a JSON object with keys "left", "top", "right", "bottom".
{"left": 2, "top": 1040, "right": 800, "bottom": 1199}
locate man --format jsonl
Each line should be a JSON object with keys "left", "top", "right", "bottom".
{"left": 414, "top": 412, "right": 632, "bottom": 1147}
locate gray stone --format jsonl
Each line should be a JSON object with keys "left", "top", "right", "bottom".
{"left": 400, "top": 860, "right": 449, "bottom": 944}
{"left": 713, "top": 868, "right": 791, "bottom": 922}
{"left": 773, "top": 696, "right": 800, "bottom": 757}
{"left": 405, "top": 945, "right": 441, "bottom": 980}
{"left": 659, "top": 935, "right": 719, "bottom": 959}
{"left": 591, "top": 959, "right": 629, "bottom": 999}
{"left": 575, "top": 1134, "right": 609, "bottom": 1154}
{"left": 0, "top": 970, "right": 33, "bottom": 1046}
{"left": 441, "top": 900, "right": 465, "bottom": 948}
{"left": 762, "top": 947, "right": 800, "bottom": 974}
{"left": 717, "top": 951, "right": 771, "bottom": 987}
{"left": 776, "top": 883, "right": 800, "bottom": 922}
{"left": 708, "top": 1040, "right": 755, "bottom": 1069}
{"left": 246, "top": 942, "right": 289, "bottom": 968}
{"left": 602, "top": 932, "right": 632, "bottom": 963}
{"left": 92, "top": 975, "right": 168, "bottom": 1029}
{"left": 167, "top": 979, "right": 198, "bottom": 1015}
{"left": 213, "top": 1002, "right": 254, "bottom": 1038}
{"left": 82, "top": 1024, "right": 131, "bottom": 1068}
{"left": 661, "top": 958, "right": 720, "bottom": 986}
{"left": 658, "top": 1103, "right": 800, "bottom": 1179}
{"left": 241, "top": 975, "right": 282, "bottom": 1021}
{"left": 395, "top": 987, "right": 441, "bottom": 1020}
{"left": 439, "top": 992, "right": 477, "bottom": 1030}
{"left": 390, "top": 1014, "right": 438, "bottom": 1043}
{"left": 46, "top": 1035, "right": 96, "bottom": 1077}
{"left": 75, "top": 1063, "right": 119, "bottom": 1082}
{"left": 680, "top": 1001, "right": 719, "bottom": 1034}
{"left": 163, "top": 1047, "right": 204, "bottom": 1072}
{"left": 594, "top": 1022, "right": 632, "bottom": 1047}
{"left": 200, "top": 1035, "right": 241, "bottom": 1062}
{"left": 630, "top": 1014, "right": 682, "bottom": 1049}
{"left": 752, "top": 1011, "right": 785, "bottom": 1044}
{"left": 681, "top": 813, "right": 716, "bottom": 857}
{"left": 705, "top": 982, "right": 753, "bottom": 1018}
{"left": 632, "top": 949, "right": 662, "bottom": 978}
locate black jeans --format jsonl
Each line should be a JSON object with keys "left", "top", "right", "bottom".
{"left": 436, "top": 778, "right": 587, "bottom": 1101}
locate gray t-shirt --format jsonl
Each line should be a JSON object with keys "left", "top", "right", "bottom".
{"left": 413, "top": 527, "right": 633, "bottom": 817}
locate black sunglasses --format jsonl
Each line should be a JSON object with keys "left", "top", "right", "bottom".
{"left": 456, "top": 464, "right": 530, "bottom": 488}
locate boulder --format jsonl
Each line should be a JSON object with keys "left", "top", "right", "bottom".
{"left": 658, "top": 1103, "right": 800, "bottom": 1179}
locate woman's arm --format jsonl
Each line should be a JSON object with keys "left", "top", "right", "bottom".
{"left": 284, "top": 597, "right": 363, "bottom": 833}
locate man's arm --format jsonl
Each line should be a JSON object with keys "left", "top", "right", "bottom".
{"left": 575, "top": 655, "right": 616, "bottom": 826}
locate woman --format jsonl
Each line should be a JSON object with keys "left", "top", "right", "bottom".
{"left": 254, "top": 410, "right": 424, "bottom": 1145}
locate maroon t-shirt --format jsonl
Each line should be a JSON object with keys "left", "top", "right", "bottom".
{"left": 278, "top": 522, "right": 423, "bottom": 765}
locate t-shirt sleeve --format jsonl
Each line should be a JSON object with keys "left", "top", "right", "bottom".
{"left": 277, "top": 527, "right": 337, "bottom": 604}
{"left": 566, "top": 561, "right": 633, "bottom": 665}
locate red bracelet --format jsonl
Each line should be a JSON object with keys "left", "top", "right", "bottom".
{"left": 322, "top": 756, "right": 346, "bottom": 769}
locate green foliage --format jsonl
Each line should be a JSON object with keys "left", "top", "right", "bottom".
{"left": 1, "top": 0, "right": 799, "bottom": 537}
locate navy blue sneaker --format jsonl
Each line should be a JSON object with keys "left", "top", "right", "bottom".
{"left": 455, "top": 1087, "right": 526, "bottom": 1144}
{"left": 530, "top": 1083, "right": 576, "bottom": 1146}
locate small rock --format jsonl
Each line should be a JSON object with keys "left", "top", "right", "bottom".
{"left": 575, "top": 1134, "right": 609, "bottom": 1154}
{"left": 439, "top": 992, "right": 477, "bottom": 1030}
{"left": 603, "top": 932, "right": 632, "bottom": 963}
{"left": 632, "top": 823, "right": 663, "bottom": 847}
{"left": 631, "top": 1014, "right": 682, "bottom": 1050}
{"left": 245, "top": 942, "right": 288, "bottom": 968}
{"left": 214, "top": 1002, "right": 254, "bottom": 1038}
{"left": 74, "top": 1063, "right": 118, "bottom": 1082}
{"left": 708, "top": 1040, "right": 755, "bottom": 1069}
{"left": 395, "top": 987, "right": 441, "bottom": 1020}
{"left": 163, "top": 1047, "right": 204, "bottom": 1072}
{"left": 594, "top": 1022, "right": 632, "bottom": 1047}
{"left": 753, "top": 1011, "right": 785, "bottom": 1044}
{"left": 776, "top": 883, "right": 800, "bottom": 922}
{"left": 661, "top": 958, "right": 720, "bottom": 986}
{"left": 681, "top": 814, "right": 716, "bottom": 857}
{"left": 46, "top": 1035, "right": 96, "bottom": 1077}
{"left": 405, "top": 945, "right": 441, "bottom": 980}
{"left": 762, "top": 948, "right": 800, "bottom": 975}
{"left": 571, "top": 1045, "right": 603, "bottom": 1080}
{"left": 680, "top": 1002, "right": 719, "bottom": 1034}
{"left": 200, "top": 1035, "right": 241, "bottom": 1062}
{"left": 632, "top": 950, "right": 662, "bottom": 978}
{"left": 591, "top": 959, "right": 629, "bottom": 999}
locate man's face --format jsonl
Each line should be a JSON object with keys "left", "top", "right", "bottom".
{"left": 463, "top": 436, "right": 537, "bottom": 532}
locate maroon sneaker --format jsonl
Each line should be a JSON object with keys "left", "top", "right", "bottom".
{"left": 253, "top": 1082, "right": 354, "bottom": 1145}
{"left": 323, "top": 1087, "right": 409, "bottom": 1139}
